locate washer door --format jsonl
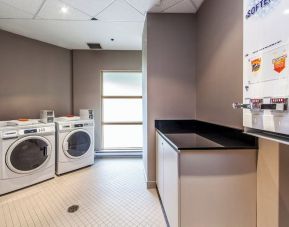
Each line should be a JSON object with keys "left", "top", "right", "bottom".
{"left": 63, "top": 129, "right": 91, "bottom": 159}
{"left": 6, "top": 136, "right": 51, "bottom": 174}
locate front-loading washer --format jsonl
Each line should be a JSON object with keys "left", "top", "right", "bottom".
{"left": 0, "top": 120, "right": 55, "bottom": 195}
{"left": 55, "top": 118, "right": 94, "bottom": 175}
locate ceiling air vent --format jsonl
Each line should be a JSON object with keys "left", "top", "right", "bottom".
{"left": 87, "top": 43, "right": 102, "bottom": 49}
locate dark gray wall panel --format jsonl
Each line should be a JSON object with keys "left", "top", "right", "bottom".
{"left": 196, "top": 0, "right": 243, "bottom": 129}
{"left": 0, "top": 29, "right": 72, "bottom": 120}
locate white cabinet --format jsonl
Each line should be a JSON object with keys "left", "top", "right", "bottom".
{"left": 156, "top": 133, "right": 164, "bottom": 200}
{"left": 156, "top": 132, "right": 179, "bottom": 227}
{"left": 163, "top": 141, "right": 179, "bottom": 227}
{"left": 156, "top": 131, "right": 257, "bottom": 227}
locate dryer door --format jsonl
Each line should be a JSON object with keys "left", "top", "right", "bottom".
{"left": 6, "top": 136, "right": 52, "bottom": 174}
{"left": 63, "top": 129, "right": 91, "bottom": 159}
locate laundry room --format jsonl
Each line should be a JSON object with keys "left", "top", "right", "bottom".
{"left": 0, "top": 0, "right": 289, "bottom": 227}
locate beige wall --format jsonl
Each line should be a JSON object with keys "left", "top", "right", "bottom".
{"left": 196, "top": 0, "right": 243, "bottom": 129}
{"left": 143, "top": 13, "right": 196, "bottom": 185}
{"left": 0, "top": 29, "right": 72, "bottom": 120}
{"left": 72, "top": 50, "right": 142, "bottom": 150}
{"left": 257, "top": 139, "right": 279, "bottom": 227}
{"left": 279, "top": 144, "right": 289, "bottom": 227}
{"left": 257, "top": 139, "right": 289, "bottom": 227}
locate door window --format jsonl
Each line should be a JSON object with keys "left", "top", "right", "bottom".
{"left": 102, "top": 72, "right": 143, "bottom": 150}
{"left": 66, "top": 131, "right": 91, "bottom": 157}
{"left": 9, "top": 139, "right": 49, "bottom": 172}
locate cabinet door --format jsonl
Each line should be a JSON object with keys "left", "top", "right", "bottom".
{"left": 163, "top": 140, "right": 179, "bottom": 227}
{"left": 156, "top": 133, "right": 164, "bottom": 200}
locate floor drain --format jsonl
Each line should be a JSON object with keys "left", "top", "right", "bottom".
{"left": 67, "top": 205, "right": 79, "bottom": 213}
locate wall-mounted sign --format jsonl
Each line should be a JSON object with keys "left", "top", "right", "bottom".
{"left": 242, "top": 0, "right": 289, "bottom": 135}
{"left": 245, "top": 0, "right": 281, "bottom": 19}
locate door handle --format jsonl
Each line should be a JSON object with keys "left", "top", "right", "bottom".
{"left": 232, "top": 102, "right": 251, "bottom": 109}
{"left": 41, "top": 146, "right": 47, "bottom": 157}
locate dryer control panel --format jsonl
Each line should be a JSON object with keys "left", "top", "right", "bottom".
{"left": 58, "top": 121, "right": 94, "bottom": 131}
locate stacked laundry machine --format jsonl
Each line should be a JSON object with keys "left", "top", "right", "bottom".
{"left": 0, "top": 109, "right": 95, "bottom": 195}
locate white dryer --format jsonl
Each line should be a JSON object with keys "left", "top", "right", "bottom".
{"left": 55, "top": 119, "right": 94, "bottom": 175}
{"left": 0, "top": 121, "right": 55, "bottom": 195}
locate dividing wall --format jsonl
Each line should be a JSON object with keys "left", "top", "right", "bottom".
{"left": 196, "top": 0, "right": 243, "bottom": 129}
{"left": 142, "top": 13, "right": 196, "bottom": 186}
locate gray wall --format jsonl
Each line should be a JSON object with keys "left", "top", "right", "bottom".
{"left": 143, "top": 13, "right": 196, "bottom": 186}
{"left": 0, "top": 29, "right": 72, "bottom": 120}
{"left": 72, "top": 50, "right": 142, "bottom": 150}
{"left": 196, "top": 0, "right": 243, "bottom": 129}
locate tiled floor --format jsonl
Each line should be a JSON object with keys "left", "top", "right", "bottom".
{"left": 0, "top": 158, "right": 166, "bottom": 227}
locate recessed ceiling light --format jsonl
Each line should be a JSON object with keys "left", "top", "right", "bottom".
{"left": 284, "top": 9, "right": 289, "bottom": 14}
{"left": 60, "top": 6, "right": 68, "bottom": 14}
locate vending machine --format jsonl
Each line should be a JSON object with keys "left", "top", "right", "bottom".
{"left": 234, "top": 0, "right": 289, "bottom": 136}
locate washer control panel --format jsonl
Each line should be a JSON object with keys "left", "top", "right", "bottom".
{"left": 1, "top": 131, "right": 18, "bottom": 139}
{"left": 1, "top": 126, "right": 54, "bottom": 139}
{"left": 19, "top": 126, "right": 54, "bottom": 136}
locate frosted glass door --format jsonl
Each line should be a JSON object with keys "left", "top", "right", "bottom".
{"left": 102, "top": 72, "right": 142, "bottom": 150}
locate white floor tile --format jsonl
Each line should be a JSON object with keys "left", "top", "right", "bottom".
{"left": 0, "top": 158, "right": 166, "bottom": 227}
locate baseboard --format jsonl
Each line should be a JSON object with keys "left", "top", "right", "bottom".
{"left": 143, "top": 168, "right": 156, "bottom": 189}
{"left": 146, "top": 181, "right": 157, "bottom": 189}
{"left": 95, "top": 151, "right": 142, "bottom": 158}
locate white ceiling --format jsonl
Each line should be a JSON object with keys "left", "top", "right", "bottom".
{"left": 0, "top": 0, "right": 204, "bottom": 50}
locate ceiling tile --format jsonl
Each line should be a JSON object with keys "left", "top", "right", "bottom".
{"left": 0, "top": 0, "right": 204, "bottom": 50}
{"left": 0, "top": 0, "right": 44, "bottom": 15}
{"left": 97, "top": 0, "right": 145, "bottom": 22}
{"left": 125, "top": 0, "right": 159, "bottom": 15}
{"left": 164, "top": 0, "right": 197, "bottom": 13}
{"left": 0, "top": 19, "right": 143, "bottom": 50}
{"left": 192, "top": 0, "right": 204, "bottom": 9}
{"left": 0, "top": 2, "right": 33, "bottom": 18}
{"left": 60, "top": 0, "right": 115, "bottom": 17}
{"left": 36, "top": 0, "right": 90, "bottom": 20}
{"left": 150, "top": 0, "right": 183, "bottom": 12}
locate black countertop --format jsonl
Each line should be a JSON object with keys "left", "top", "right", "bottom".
{"left": 155, "top": 120, "right": 258, "bottom": 151}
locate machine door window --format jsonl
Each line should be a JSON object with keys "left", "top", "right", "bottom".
{"left": 6, "top": 137, "right": 51, "bottom": 174}
{"left": 64, "top": 130, "right": 91, "bottom": 158}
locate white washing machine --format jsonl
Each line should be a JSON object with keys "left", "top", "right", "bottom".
{"left": 0, "top": 120, "right": 55, "bottom": 195}
{"left": 55, "top": 119, "right": 94, "bottom": 175}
